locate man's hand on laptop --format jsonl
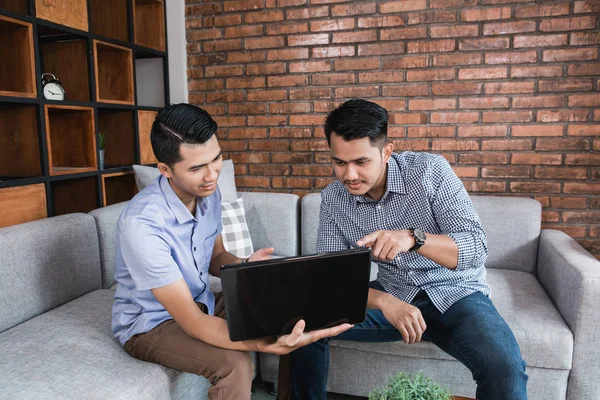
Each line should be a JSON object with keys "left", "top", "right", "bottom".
{"left": 247, "top": 247, "right": 274, "bottom": 262}
{"left": 254, "top": 319, "right": 353, "bottom": 355}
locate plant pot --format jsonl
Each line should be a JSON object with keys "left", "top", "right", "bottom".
{"left": 99, "top": 149, "right": 105, "bottom": 170}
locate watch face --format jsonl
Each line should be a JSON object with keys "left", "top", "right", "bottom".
{"left": 413, "top": 228, "right": 426, "bottom": 242}
{"left": 43, "top": 82, "right": 65, "bottom": 100}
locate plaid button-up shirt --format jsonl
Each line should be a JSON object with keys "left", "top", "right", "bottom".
{"left": 317, "top": 151, "right": 490, "bottom": 313}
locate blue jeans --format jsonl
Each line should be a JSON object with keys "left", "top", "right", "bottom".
{"left": 290, "top": 281, "right": 527, "bottom": 400}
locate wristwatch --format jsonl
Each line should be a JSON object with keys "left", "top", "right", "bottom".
{"left": 409, "top": 228, "right": 426, "bottom": 252}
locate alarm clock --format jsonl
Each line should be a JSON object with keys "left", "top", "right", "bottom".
{"left": 41, "top": 73, "right": 66, "bottom": 101}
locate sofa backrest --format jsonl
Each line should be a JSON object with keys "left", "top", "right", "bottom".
{"left": 0, "top": 214, "right": 102, "bottom": 333}
{"left": 301, "top": 193, "right": 541, "bottom": 273}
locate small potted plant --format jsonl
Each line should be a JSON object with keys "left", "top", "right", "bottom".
{"left": 369, "top": 371, "right": 453, "bottom": 400}
{"left": 98, "top": 132, "right": 106, "bottom": 170}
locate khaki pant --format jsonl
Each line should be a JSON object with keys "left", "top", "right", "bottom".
{"left": 124, "top": 292, "right": 254, "bottom": 400}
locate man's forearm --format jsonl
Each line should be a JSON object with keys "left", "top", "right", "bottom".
{"left": 417, "top": 233, "right": 459, "bottom": 270}
{"left": 209, "top": 250, "right": 243, "bottom": 277}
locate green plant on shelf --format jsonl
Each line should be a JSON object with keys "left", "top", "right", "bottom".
{"left": 368, "top": 371, "right": 453, "bottom": 400}
{"left": 97, "top": 132, "right": 106, "bottom": 150}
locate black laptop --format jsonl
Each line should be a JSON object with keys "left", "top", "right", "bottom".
{"left": 220, "top": 248, "right": 371, "bottom": 342}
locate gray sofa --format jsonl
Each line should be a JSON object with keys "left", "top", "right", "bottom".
{"left": 260, "top": 193, "right": 600, "bottom": 400}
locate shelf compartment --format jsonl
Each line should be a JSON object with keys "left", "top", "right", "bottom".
{"left": 90, "top": 0, "right": 129, "bottom": 43}
{"left": 51, "top": 176, "right": 98, "bottom": 216}
{"left": 98, "top": 109, "right": 135, "bottom": 168}
{"left": 93, "top": 39, "right": 134, "bottom": 105}
{"left": 0, "top": 0, "right": 28, "bottom": 15}
{"left": 133, "top": 0, "right": 165, "bottom": 52}
{"left": 44, "top": 105, "right": 97, "bottom": 176}
{"left": 0, "top": 104, "right": 41, "bottom": 178}
{"left": 0, "top": 15, "right": 36, "bottom": 98}
{"left": 102, "top": 171, "right": 137, "bottom": 206}
{"left": 137, "top": 110, "right": 158, "bottom": 165}
{"left": 35, "top": 0, "right": 88, "bottom": 32}
{"left": 39, "top": 34, "right": 90, "bottom": 102}
{"left": 135, "top": 56, "right": 165, "bottom": 108}
{"left": 0, "top": 183, "right": 47, "bottom": 228}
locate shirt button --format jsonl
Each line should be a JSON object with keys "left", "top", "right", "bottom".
{"left": 193, "top": 247, "right": 197, "bottom": 251}
{"left": 200, "top": 272, "right": 203, "bottom": 276}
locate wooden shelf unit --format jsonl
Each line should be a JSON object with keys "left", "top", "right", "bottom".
{"left": 0, "top": 0, "right": 27, "bottom": 15}
{"left": 102, "top": 171, "right": 137, "bottom": 206}
{"left": 0, "top": 15, "right": 36, "bottom": 98}
{"left": 0, "top": 184, "right": 47, "bottom": 228}
{"left": 93, "top": 39, "right": 135, "bottom": 105}
{"left": 0, "top": 104, "right": 41, "bottom": 178}
{"left": 51, "top": 176, "right": 98, "bottom": 216}
{"left": 35, "top": 0, "right": 88, "bottom": 32}
{"left": 98, "top": 109, "right": 136, "bottom": 168}
{"left": 138, "top": 110, "right": 158, "bottom": 165}
{"left": 90, "top": 0, "right": 129, "bottom": 43}
{"left": 133, "top": 0, "right": 165, "bottom": 52}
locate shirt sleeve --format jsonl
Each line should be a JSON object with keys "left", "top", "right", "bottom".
{"left": 429, "top": 156, "right": 488, "bottom": 271}
{"left": 119, "top": 214, "right": 183, "bottom": 291}
{"left": 316, "top": 194, "right": 350, "bottom": 254}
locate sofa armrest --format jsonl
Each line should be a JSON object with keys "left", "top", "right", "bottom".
{"left": 537, "top": 229, "right": 600, "bottom": 400}
{"left": 240, "top": 192, "right": 300, "bottom": 257}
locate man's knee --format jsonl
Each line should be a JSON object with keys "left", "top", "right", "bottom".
{"left": 219, "top": 350, "right": 254, "bottom": 380}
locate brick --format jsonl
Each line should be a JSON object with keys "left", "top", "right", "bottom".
{"left": 384, "top": 56, "right": 429, "bottom": 69}
{"left": 459, "top": 125, "right": 508, "bottom": 137}
{"left": 188, "top": 93, "right": 206, "bottom": 104}
{"left": 407, "top": 40, "right": 456, "bottom": 53}
{"left": 536, "top": 167, "right": 588, "bottom": 180}
{"left": 516, "top": 3, "right": 570, "bottom": 18}
{"left": 539, "top": 79, "right": 594, "bottom": 92}
{"left": 186, "top": 4, "right": 222, "bottom": 14}
{"left": 540, "top": 16, "right": 597, "bottom": 32}
{"left": 288, "top": 60, "right": 329, "bottom": 73}
{"left": 513, "top": 124, "right": 563, "bottom": 136}
{"left": 513, "top": 95, "right": 565, "bottom": 108}
{"left": 383, "top": 84, "right": 429, "bottom": 97}
{"left": 481, "top": 139, "right": 532, "bottom": 150}
{"left": 459, "top": 38, "right": 509, "bottom": 50}
{"left": 538, "top": 110, "right": 589, "bottom": 122}
{"left": 244, "top": 10, "right": 284, "bottom": 24}
{"left": 510, "top": 182, "right": 561, "bottom": 193}
{"left": 483, "top": 21, "right": 536, "bottom": 35}
{"left": 245, "top": 36, "right": 284, "bottom": 50}
{"left": 431, "top": 0, "right": 477, "bottom": 8}
{"left": 511, "top": 153, "right": 562, "bottom": 165}
{"left": 563, "top": 212, "right": 600, "bottom": 224}
{"left": 247, "top": 115, "right": 287, "bottom": 126}
{"left": 331, "top": 2, "right": 376, "bottom": 16}
{"left": 511, "top": 66, "right": 562, "bottom": 78}
{"left": 514, "top": 34, "right": 568, "bottom": 48}
{"left": 311, "top": 46, "right": 355, "bottom": 58}
{"left": 271, "top": 151, "right": 312, "bottom": 165}
{"left": 292, "top": 165, "right": 332, "bottom": 176}
{"left": 430, "top": 25, "right": 479, "bottom": 38}
{"left": 207, "top": 91, "right": 245, "bottom": 103}
{"left": 270, "top": 128, "right": 312, "bottom": 139}
{"left": 270, "top": 102, "right": 311, "bottom": 114}
{"left": 247, "top": 89, "right": 287, "bottom": 102}
{"left": 568, "top": 125, "right": 600, "bottom": 136}
{"left": 571, "top": 32, "right": 600, "bottom": 46}
{"left": 432, "top": 82, "right": 482, "bottom": 95}
{"left": 359, "top": 71, "right": 404, "bottom": 83}
{"left": 485, "top": 81, "right": 535, "bottom": 94}
{"left": 289, "top": 115, "right": 327, "bottom": 126}
{"left": 286, "top": 6, "right": 329, "bottom": 20}
{"left": 370, "top": 100, "right": 406, "bottom": 111}
{"left": 289, "top": 87, "right": 332, "bottom": 100}
{"left": 205, "top": 65, "right": 244, "bottom": 77}
{"left": 267, "top": 48, "right": 309, "bottom": 61}
{"left": 201, "top": 105, "right": 226, "bottom": 116}
{"left": 459, "top": 67, "right": 507, "bottom": 80}
{"left": 544, "top": 225, "right": 587, "bottom": 238}
{"left": 550, "top": 196, "right": 587, "bottom": 209}
{"left": 219, "top": 140, "right": 247, "bottom": 152}
{"left": 358, "top": 16, "right": 404, "bottom": 28}
{"left": 223, "top": 0, "right": 263, "bottom": 11}
{"left": 387, "top": 127, "right": 406, "bottom": 137}
{"left": 381, "top": 27, "right": 428, "bottom": 40}
{"left": 482, "top": 111, "right": 532, "bottom": 123}
{"left": 407, "top": 69, "right": 455, "bottom": 82}
{"left": 249, "top": 140, "right": 290, "bottom": 152}
{"left": 431, "top": 139, "right": 479, "bottom": 151}
{"left": 390, "top": 113, "right": 427, "bottom": 124}
{"left": 453, "top": 166, "right": 479, "bottom": 178}
{"left": 187, "top": 29, "right": 223, "bottom": 42}
{"left": 574, "top": 1, "right": 600, "bottom": 13}
{"left": 408, "top": 10, "right": 456, "bottom": 25}
{"left": 187, "top": 68, "right": 204, "bottom": 79}
{"left": 334, "top": 58, "right": 379, "bottom": 71}
{"left": 333, "top": 30, "right": 377, "bottom": 44}
{"left": 246, "top": 63, "right": 286, "bottom": 76}
{"left": 591, "top": 198, "right": 600, "bottom": 209}
{"left": 408, "top": 126, "right": 455, "bottom": 137}
{"left": 266, "top": 22, "right": 308, "bottom": 35}
{"left": 543, "top": 48, "right": 598, "bottom": 62}
{"left": 291, "top": 139, "right": 329, "bottom": 151}
{"left": 228, "top": 103, "right": 266, "bottom": 115}
{"left": 288, "top": 33, "right": 330, "bottom": 47}
{"left": 463, "top": 181, "right": 506, "bottom": 193}
{"left": 461, "top": 7, "right": 511, "bottom": 21}
{"left": 274, "top": 0, "right": 307, "bottom": 6}
{"left": 482, "top": 166, "right": 531, "bottom": 178}
{"left": 542, "top": 211, "right": 561, "bottom": 223}
{"left": 596, "top": 111, "right": 600, "bottom": 122}
{"left": 485, "top": 51, "right": 537, "bottom": 65}
{"left": 311, "top": 18, "right": 355, "bottom": 32}
{"left": 380, "top": 0, "right": 427, "bottom": 13}
{"left": 213, "top": 116, "right": 246, "bottom": 127}
{"left": 204, "top": 39, "right": 243, "bottom": 52}
{"left": 569, "top": 94, "right": 600, "bottom": 107}
{"left": 460, "top": 153, "right": 508, "bottom": 164}
{"left": 431, "top": 112, "right": 479, "bottom": 124}
{"left": 226, "top": 77, "right": 265, "bottom": 89}
{"left": 268, "top": 75, "right": 308, "bottom": 88}
{"left": 188, "top": 79, "right": 224, "bottom": 91}
{"left": 272, "top": 177, "right": 313, "bottom": 189}
{"left": 392, "top": 139, "right": 429, "bottom": 151}
{"left": 228, "top": 128, "right": 268, "bottom": 139}
{"left": 335, "top": 86, "right": 379, "bottom": 98}
{"left": 568, "top": 63, "right": 600, "bottom": 76}
{"left": 564, "top": 183, "right": 600, "bottom": 195}
{"left": 409, "top": 98, "right": 456, "bottom": 110}
{"left": 227, "top": 51, "right": 266, "bottom": 63}
{"left": 225, "top": 25, "right": 263, "bottom": 38}
{"left": 313, "top": 73, "right": 356, "bottom": 86}
{"left": 236, "top": 176, "right": 271, "bottom": 188}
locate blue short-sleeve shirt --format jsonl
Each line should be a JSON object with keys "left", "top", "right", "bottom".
{"left": 112, "top": 175, "right": 222, "bottom": 346}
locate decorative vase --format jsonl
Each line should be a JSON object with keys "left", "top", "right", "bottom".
{"left": 99, "top": 149, "right": 105, "bottom": 170}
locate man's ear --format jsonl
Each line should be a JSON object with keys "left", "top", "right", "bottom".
{"left": 157, "top": 162, "right": 172, "bottom": 179}
{"left": 382, "top": 142, "right": 394, "bottom": 163}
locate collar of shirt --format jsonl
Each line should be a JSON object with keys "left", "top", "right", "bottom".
{"left": 159, "top": 175, "right": 209, "bottom": 224}
{"left": 353, "top": 155, "right": 407, "bottom": 204}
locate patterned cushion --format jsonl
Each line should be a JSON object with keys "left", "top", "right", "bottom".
{"left": 221, "top": 197, "right": 254, "bottom": 258}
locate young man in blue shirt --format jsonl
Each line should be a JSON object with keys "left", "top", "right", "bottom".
{"left": 111, "top": 103, "right": 351, "bottom": 400}
{"left": 289, "top": 99, "right": 527, "bottom": 400}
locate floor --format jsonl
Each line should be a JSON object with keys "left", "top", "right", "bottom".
{"left": 251, "top": 379, "right": 367, "bottom": 400}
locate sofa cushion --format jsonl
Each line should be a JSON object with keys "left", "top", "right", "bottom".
{"left": 330, "top": 268, "right": 573, "bottom": 370}
{"left": 0, "top": 214, "right": 102, "bottom": 333}
{"left": 221, "top": 197, "right": 254, "bottom": 258}
{"left": 0, "top": 289, "right": 209, "bottom": 400}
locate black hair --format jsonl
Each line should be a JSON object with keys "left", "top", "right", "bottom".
{"left": 150, "top": 103, "right": 218, "bottom": 167}
{"left": 324, "top": 99, "right": 389, "bottom": 147}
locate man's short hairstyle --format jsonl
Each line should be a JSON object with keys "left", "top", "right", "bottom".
{"left": 324, "top": 99, "right": 389, "bottom": 148}
{"left": 150, "top": 103, "right": 218, "bottom": 167}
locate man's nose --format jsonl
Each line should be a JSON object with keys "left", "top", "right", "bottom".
{"left": 344, "top": 164, "right": 358, "bottom": 181}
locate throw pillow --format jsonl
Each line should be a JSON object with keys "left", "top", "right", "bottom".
{"left": 221, "top": 197, "right": 254, "bottom": 259}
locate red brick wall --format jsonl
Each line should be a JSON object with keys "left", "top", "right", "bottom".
{"left": 185, "top": 0, "right": 600, "bottom": 258}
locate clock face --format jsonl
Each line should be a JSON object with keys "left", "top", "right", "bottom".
{"left": 43, "top": 82, "right": 65, "bottom": 101}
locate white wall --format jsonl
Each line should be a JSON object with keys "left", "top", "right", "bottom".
{"left": 166, "top": 0, "right": 188, "bottom": 104}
